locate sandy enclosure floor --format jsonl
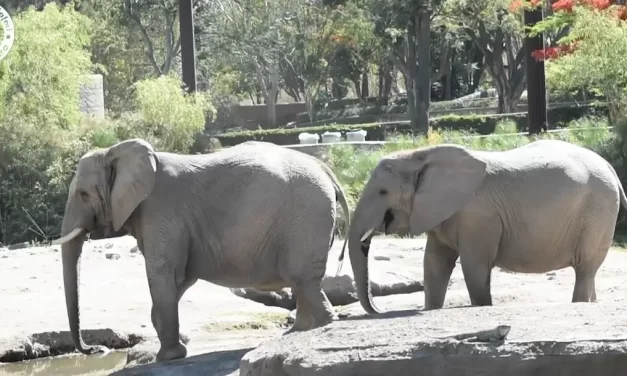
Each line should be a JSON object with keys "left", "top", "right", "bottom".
{"left": 1, "top": 235, "right": 627, "bottom": 358}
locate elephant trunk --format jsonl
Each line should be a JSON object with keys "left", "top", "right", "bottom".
{"left": 60, "top": 204, "right": 95, "bottom": 355}
{"left": 62, "top": 237, "right": 93, "bottom": 354}
{"left": 348, "top": 197, "right": 381, "bottom": 314}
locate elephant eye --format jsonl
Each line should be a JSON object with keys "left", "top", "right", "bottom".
{"left": 379, "top": 189, "right": 388, "bottom": 196}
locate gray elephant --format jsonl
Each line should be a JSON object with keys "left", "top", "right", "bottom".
{"left": 52, "top": 139, "right": 349, "bottom": 362}
{"left": 344, "top": 139, "right": 627, "bottom": 314}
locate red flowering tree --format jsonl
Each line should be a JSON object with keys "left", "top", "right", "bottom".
{"left": 510, "top": 0, "right": 627, "bottom": 61}
{"left": 515, "top": 1, "right": 627, "bottom": 125}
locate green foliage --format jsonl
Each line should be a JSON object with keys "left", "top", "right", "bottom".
{"left": 326, "top": 117, "right": 615, "bottom": 210}
{"left": 0, "top": 5, "right": 215, "bottom": 246}
{"left": 0, "top": 3, "right": 96, "bottom": 245}
{"left": 126, "top": 75, "right": 216, "bottom": 153}
{"left": 544, "top": 7, "right": 627, "bottom": 124}
{"left": 0, "top": 3, "right": 94, "bottom": 129}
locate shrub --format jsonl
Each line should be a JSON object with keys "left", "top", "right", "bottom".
{"left": 0, "top": 4, "right": 96, "bottom": 246}
{"left": 0, "top": 3, "right": 93, "bottom": 129}
{"left": 0, "top": 113, "right": 92, "bottom": 246}
{"left": 0, "top": 6, "right": 216, "bottom": 245}
{"left": 123, "top": 75, "right": 216, "bottom": 153}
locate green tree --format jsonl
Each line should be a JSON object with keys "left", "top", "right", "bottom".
{"left": 0, "top": 3, "right": 93, "bottom": 129}
{"left": 366, "top": 0, "right": 449, "bottom": 133}
{"left": 0, "top": 3, "right": 95, "bottom": 245}
{"left": 445, "top": 0, "right": 527, "bottom": 113}
{"left": 542, "top": 5, "right": 627, "bottom": 125}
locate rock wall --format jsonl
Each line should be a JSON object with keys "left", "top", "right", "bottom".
{"left": 78, "top": 74, "right": 105, "bottom": 119}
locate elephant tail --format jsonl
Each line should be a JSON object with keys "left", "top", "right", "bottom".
{"left": 332, "top": 178, "right": 350, "bottom": 276}
{"left": 311, "top": 157, "right": 351, "bottom": 275}
{"left": 605, "top": 160, "right": 627, "bottom": 220}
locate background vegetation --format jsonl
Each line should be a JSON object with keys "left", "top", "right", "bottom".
{"left": 1, "top": 1, "right": 627, "bottom": 245}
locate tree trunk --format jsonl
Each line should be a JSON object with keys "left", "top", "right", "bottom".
{"left": 524, "top": 8, "right": 547, "bottom": 134}
{"left": 361, "top": 70, "right": 369, "bottom": 99}
{"left": 266, "top": 66, "right": 279, "bottom": 127}
{"left": 413, "top": 10, "right": 431, "bottom": 134}
{"left": 304, "top": 86, "right": 315, "bottom": 123}
{"left": 353, "top": 78, "right": 362, "bottom": 99}
{"left": 444, "top": 50, "right": 454, "bottom": 100}
{"left": 404, "top": 27, "right": 418, "bottom": 132}
{"left": 383, "top": 64, "right": 393, "bottom": 105}
{"left": 378, "top": 66, "right": 384, "bottom": 100}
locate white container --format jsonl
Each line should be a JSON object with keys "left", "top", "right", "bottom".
{"left": 322, "top": 131, "right": 342, "bottom": 143}
{"left": 298, "top": 132, "right": 320, "bottom": 144}
{"left": 346, "top": 129, "right": 367, "bottom": 142}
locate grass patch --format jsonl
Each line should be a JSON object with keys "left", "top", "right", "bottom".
{"left": 327, "top": 116, "right": 613, "bottom": 209}
{"left": 202, "top": 312, "right": 290, "bottom": 332}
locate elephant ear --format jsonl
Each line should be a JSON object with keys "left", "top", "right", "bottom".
{"left": 105, "top": 139, "right": 157, "bottom": 231}
{"left": 409, "top": 145, "right": 486, "bottom": 236}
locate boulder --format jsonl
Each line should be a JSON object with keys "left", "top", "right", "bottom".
{"left": 0, "top": 329, "right": 144, "bottom": 363}
{"left": 231, "top": 238, "right": 424, "bottom": 309}
{"left": 239, "top": 302, "right": 627, "bottom": 376}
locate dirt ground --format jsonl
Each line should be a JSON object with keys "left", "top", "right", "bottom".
{"left": 1, "top": 235, "right": 627, "bottom": 370}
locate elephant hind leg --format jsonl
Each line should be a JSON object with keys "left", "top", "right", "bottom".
{"left": 288, "top": 282, "right": 335, "bottom": 332}
{"left": 281, "top": 243, "right": 336, "bottom": 331}
{"left": 571, "top": 224, "right": 612, "bottom": 303}
{"left": 572, "top": 271, "right": 597, "bottom": 302}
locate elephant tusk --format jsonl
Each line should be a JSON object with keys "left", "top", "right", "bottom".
{"left": 360, "top": 228, "right": 375, "bottom": 242}
{"left": 52, "top": 228, "right": 85, "bottom": 245}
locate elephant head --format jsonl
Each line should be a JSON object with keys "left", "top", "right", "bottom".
{"left": 52, "top": 139, "right": 157, "bottom": 354}
{"left": 348, "top": 144, "right": 487, "bottom": 314}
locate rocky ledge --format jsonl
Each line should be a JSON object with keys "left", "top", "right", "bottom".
{"left": 112, "top": 301, "right": 627, "bottom": 376}
{"left": 239, "top": 302, "right": 627, "bottom": 376}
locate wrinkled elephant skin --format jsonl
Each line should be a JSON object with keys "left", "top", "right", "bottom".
{"left": 348, "top": 139, "right": 627, "bottom": 314}
{"left": 52, "top": 139, "right": 351, "bottom": 362}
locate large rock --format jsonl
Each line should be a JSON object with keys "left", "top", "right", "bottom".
{"left": 239, "top": 302, "right": 627, "bottom": 375}
{"left": 0, "top": 329, "right": 143, "bottom": 363}
{"left": 231, "top": 238, "right": 424, "bottom": 309}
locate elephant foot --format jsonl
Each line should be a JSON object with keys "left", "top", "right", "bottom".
{"left": 82, "top": 345, "right": 111, "bottom": 356}
{"left": 78, "top": 345, "right": 111, "bottom": 355}
{"left": 156, "top": 342, "right": 187, "bottom": 362}
{"left": 283, "top": 314, "right": 335, "bottom": 336}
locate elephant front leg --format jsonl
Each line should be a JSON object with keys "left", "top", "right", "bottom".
{"left": 423, "top": 235, "right": 459, "bottom": 310}
{"left": 147, "top": 267, "right": 189, "bottom": 362}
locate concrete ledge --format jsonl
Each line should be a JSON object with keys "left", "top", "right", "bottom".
{"left": 239, "top": 302, "right": 627, "bottom": 376}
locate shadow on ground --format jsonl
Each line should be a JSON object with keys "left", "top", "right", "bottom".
{"left": 110, "top": 347, "right": 255, "bottom": 376}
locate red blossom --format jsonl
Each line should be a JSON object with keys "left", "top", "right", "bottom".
{"left": 617, "top": 5, "right": 627, "bottom": 20}
{"left": 581, "top": 0, "right": 612, "bottom": 10}
{"left": 531, "top": 41, "right": 580, "bottom": 62}
{"left": 552, "top": 0, "right": 576, "bottom": 12}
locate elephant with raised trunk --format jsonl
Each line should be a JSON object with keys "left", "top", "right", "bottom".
{"left": 52, "top": 139, "right": 349, "bottom": 362}
{"left": 345, "top": 139, "right": 627, "bottom": 314}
